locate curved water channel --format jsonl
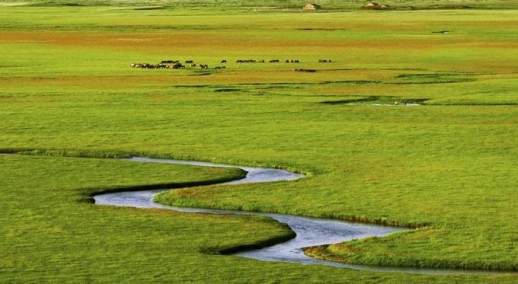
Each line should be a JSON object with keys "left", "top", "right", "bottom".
{"left": 94, "top": 157, "right": 505, "bottom": 275}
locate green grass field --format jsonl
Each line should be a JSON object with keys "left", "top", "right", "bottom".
{"left": 1, "top": 3, "right": 518, "bottom": 283}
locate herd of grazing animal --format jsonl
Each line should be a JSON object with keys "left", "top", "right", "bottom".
{"left": 131, "top": 59, "right": 225, "bottom": 70}
{"left": 130, "top": 61, "right": 186, "bottom": 69}
{"left": 130, "top": 59, "right": 334, "bottom": 70}
{"left": 235, "top": 59, "right": 302, "bottom": 64}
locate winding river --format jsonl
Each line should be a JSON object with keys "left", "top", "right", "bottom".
{"left": 94, "top": 157, "right": 502, "bottom": 275}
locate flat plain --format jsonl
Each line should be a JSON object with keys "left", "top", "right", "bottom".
{"left": 1, "top": 2, "right": 517, "bottom": 283}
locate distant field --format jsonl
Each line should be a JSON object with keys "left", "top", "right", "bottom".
{"left": 1, "top": 5, "right": 518, "bottom": 283}
{"left": 1, "top": 0, "right": 518, "bottom": 10}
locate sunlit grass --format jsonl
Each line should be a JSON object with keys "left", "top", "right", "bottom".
{"left": 1, "top": 5, "right": 518, "bottom": 282}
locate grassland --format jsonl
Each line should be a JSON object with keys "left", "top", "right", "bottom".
{"left": 2, "top": 0, "right": 518, "bottom": 10}
{"left": 1, "top": 4, "right": 518, "bottom": 283}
